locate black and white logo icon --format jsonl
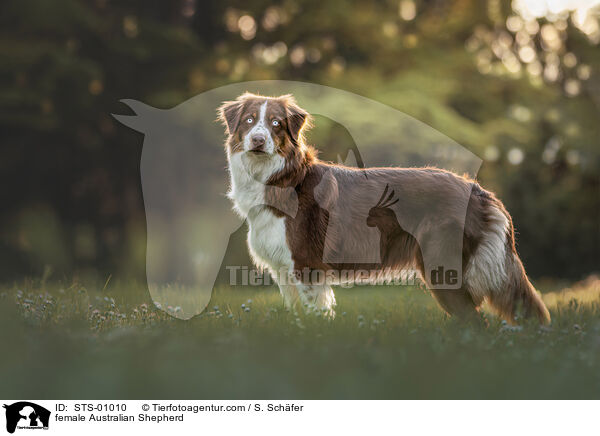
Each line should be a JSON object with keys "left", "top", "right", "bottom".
{"left": 3, "top": 402, "right": 50, "bottom": 434}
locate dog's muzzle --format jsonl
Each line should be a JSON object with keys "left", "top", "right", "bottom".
{"left": 249, "top": 133, "right": 266, "bottom": 153}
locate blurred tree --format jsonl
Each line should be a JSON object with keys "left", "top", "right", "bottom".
{"left": 0, "top": 0, "right": 598, "bottom": 282}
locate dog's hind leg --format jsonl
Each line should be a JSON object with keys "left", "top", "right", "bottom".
{"left": 416, "top": 222, "right": 482, "bottom": 323}
{"left": 429, "top": 288, "right": 481, "bottom": 321}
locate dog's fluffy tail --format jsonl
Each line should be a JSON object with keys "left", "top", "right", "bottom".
{"left": 466, "top": 197, "right": 551, "bottom": 325}
{"left": 484, "top": 218, "right": 551, "bottom": 324}
{"left": 488, "top": 253, "right": 550, "bottom": 324}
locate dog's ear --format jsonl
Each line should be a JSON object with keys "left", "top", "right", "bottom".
{"left": 217, "top": 99, "right": 244, "bottom": 135}
{"left": 282, "top": 96, "right": 310, "bottom": 145}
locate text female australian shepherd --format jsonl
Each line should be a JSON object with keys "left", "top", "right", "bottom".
{"left": 218, "top": 92, "right": 550, "bottom": 324}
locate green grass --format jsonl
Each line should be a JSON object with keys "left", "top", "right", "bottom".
{"left": 1, "top": 279, "right": 599, "bottom": 399}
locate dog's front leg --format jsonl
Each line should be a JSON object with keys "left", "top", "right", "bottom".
{"left": 277, "top": 283, "right": 300, "bottom": 310}
{"left": 295, "top": 283, "right": 337, "bottom": 318}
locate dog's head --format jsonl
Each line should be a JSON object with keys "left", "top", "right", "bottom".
{"left": 217, "top": 93, "right": 311, "bottom": 158}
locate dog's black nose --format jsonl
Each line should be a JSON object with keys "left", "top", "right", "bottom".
{"left": 251, "top": 134, "right": 265, "bottom": 148}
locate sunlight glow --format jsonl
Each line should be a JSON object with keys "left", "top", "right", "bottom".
{"left": 514, "top": 0, "right": 600, "bottom": 41}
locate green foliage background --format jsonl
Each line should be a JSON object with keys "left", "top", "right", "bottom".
{"left": 0, "top": 0, "right": 598, "bottom": 283}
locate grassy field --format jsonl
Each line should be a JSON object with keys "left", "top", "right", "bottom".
{"left": 1, "top": 277, "right": 599, "bottom": 399}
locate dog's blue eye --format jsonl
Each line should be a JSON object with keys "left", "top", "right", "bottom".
{"left": 246, "top": 118, "right": 253, "bottom": 124}
{"left": 272, "top": 120, "right": 280, "bottom": 127}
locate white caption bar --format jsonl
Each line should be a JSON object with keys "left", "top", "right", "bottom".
{"left": 1, "top": 400, "right": 597, "bottom": 435}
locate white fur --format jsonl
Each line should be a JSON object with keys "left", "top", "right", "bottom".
{"left": 227, "top": 147, "right": 335, "bottom": 313}
{"left": 242, "top": 101, "right": 277, "bottom": 154}
{"left": 293, "top": 282, "right": 337, "bottom": 317}
{"left": 464, "top": 206, "right": 509, "bottom": 301}
{"left": 278, "top": 283, "right": 300, "bottom": 308}
{"left": 226, "top": 150, "right": 289, "bottom": 267}
{"left": 227, "top": 150, "right": 284, "bottom": 216}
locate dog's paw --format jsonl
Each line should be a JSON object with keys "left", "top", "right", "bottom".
{"left": 303, "top": 303, "right": 336, "bottom": 319}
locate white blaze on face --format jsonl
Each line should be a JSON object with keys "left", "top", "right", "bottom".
{"left": 243, "top": 100, "right": 276, "bottom": 154}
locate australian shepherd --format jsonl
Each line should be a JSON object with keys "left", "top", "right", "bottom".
{"left": 218, "top": 92, "right": 550, "bottom": 324}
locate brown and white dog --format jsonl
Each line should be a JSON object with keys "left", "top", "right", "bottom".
{"left": 218, "top": 92, "right": 550, "bottom": 324}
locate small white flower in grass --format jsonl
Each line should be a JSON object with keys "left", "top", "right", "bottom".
{"left": 500, "top": 325, "right": 523, "bottom": 333}
{"left": 228, "top": 313, "right": 234, "bottom": 319}
{"left": 358, "top": 321, "right": 366, "bottom": 328}
{"left": 175, "top": 306, "right": 182, "bottom": 313}
{"left": 244, "top": 307, "right": 251, "bottom": 312}
{"left": 247, "top": 299, "right": 252, "bottom": 304}
{"left": 154, "top": 301, "right": 161, "bottom": 309}
{"left": 241, "top": 303, "right": 246, "bottom": 309}
{"left": 357, "top": 315, "right": 365, "bottom": 322}
{"left": 213, "top": 305, "right": 219, "bottom": 311}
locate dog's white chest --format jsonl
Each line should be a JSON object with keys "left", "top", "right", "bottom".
{"left": 227, "top": 153, "right": 293, "bottom": 274}
{"left": 247, "top": 208, "right": 292, "bottom": 272}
